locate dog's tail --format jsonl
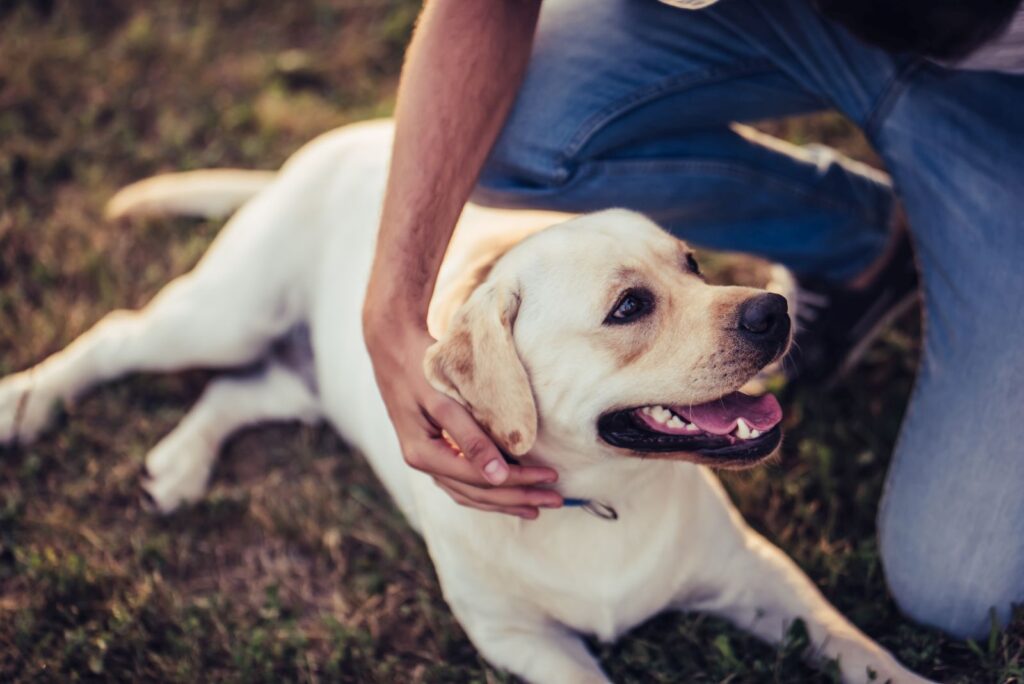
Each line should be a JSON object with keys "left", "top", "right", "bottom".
{"left": 105, "top": 169, "right": 277, "bottom": 220}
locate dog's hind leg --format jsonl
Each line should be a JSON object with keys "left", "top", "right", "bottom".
{"left": 0, "top": 276, "right": 297, "bottom": 446}
{"left": 0, "top": 197, "right": 310, "bottom": 447}
{"left": 141, "top": 361, "right": 321, "bottom": 513}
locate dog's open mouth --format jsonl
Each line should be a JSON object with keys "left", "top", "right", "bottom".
{"left": 597, "top": 391, "right": 782, "bottom": 464}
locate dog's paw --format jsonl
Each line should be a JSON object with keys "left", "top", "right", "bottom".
{"left": 0, "top": 371, "right": 57, "bottom": 447}
{"left": 141, "top": 430, "right": 215, "bottom": 514}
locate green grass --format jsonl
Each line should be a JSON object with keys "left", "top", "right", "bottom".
{"left": 1, "top": 1, "right": 1021, "bottom": 682}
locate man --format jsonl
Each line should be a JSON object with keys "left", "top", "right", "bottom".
{"left": 362, "top": 0, "right": 1024, "bottom": 639}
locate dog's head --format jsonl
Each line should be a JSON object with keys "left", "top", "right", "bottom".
{"left": 424, "top": 209, "right": 791, "bottom": 469}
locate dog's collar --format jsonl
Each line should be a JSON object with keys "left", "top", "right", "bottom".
{"left": 562, "top": 498, "right": 618, "bottom": 521}
{"left": 500, "top": 453, "right": 618, "bottom": 521}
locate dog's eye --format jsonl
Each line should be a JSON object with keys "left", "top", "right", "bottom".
{"left": 686, "top": 253, "right": 701, "bottom": 275}
{"left": 606, "top": 289, "right": 653, "bottom": 324}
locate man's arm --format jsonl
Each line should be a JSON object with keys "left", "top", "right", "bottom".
{"left": 363, "top": 0, "right": 562, "bottom": 518}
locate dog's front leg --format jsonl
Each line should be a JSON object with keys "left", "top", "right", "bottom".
{"left": 453, "top": 610, "right": 609, "bottom": 684}
{"left": 687, "top": 530, "right": 933, "bottom": 684}
{"left": 442, "top": 593, "right": 602, "bottom": 684}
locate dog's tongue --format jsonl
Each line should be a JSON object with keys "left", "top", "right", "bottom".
{"left": 673, "top": 392, "right": 782, "bottom": 435}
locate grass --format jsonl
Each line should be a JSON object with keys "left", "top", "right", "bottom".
{"left": 0, "top": 1, "right": 1021, "bottom": 682}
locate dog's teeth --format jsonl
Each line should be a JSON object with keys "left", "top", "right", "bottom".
{"left": 749, "top": 429, "right": 761, "bottom": 438}
{"left": 651, "top": 406, "right": 672, "bottom": 423}
{"left": 735, "top": 418, "right": 751, "bottom": 440}
{"left": 641, "top": 407, "right": 653, "bottom": 416}
{"left": 686, "top": 422, "right": 698, "bottom": 431}
{"left": 667, "top": 415, "right": 685, "bottom": 429}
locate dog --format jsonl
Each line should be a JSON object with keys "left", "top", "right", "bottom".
{"left": 0, "top": 120, "right": 931, "bottom": 683}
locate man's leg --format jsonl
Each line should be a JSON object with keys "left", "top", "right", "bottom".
{"left": 473, "top": 0, "right": 901, "bottom": 282}
{"left": 473, "top": 0, "right": 1024, "bottom": 638}
{"left": 687, "top": 12, "right": 1024, "bottom": 636}
{"left": 873, "top": 67, "right": 1024, "bottom": 639}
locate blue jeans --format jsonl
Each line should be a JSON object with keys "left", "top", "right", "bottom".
{"left": 472, "top": 0, "right": 1024, "bottom": 640}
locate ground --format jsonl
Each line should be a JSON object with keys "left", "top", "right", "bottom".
{"left": 0, "top": 1, "right": 1021, "bottom": 682}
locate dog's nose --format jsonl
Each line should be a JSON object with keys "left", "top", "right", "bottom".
{"left": 737, "top": 293, "right": 789, "bottom": 342}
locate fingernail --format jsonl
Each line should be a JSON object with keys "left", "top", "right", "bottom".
{"left": 483, "top": 459, "right": 508, "bottom": 484}
{"left": 540, "top": 500, "right": 562, "bottom": 509}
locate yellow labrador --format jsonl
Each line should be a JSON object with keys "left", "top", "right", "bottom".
{"left": 0, "top": 120, "right": 930, "bottom": 683}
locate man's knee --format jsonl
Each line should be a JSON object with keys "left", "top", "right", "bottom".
{"left": 472, "top": 141, "right": 568, "bottom": 209}
{"left": 879, "top": 512, "right": 1022, "bottom": 639}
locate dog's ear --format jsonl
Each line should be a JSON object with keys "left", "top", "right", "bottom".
{"left": 424, "top": 281, "right": 537, "bottom": 456}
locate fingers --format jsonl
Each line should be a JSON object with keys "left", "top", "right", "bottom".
{"left": 427, "top": 394, "right": 513, "bottom": 485}
{"left": 430, "top": 481, "right": 561, "bottom": 518}
{"left": 402, "top": 420, "right": 561, "bottom": 519}
{"left": 426, "top": 393, "right": 558, "bottom": 485}
{"left": 403, "top": 433, "right": 556, "bottom": 489}
{"left": 436, "top": 474, "right": 563, "bottom": 510}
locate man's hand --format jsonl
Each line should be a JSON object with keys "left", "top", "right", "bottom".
{"left": 365, "top": 321, "right": 561, "bottom": 519}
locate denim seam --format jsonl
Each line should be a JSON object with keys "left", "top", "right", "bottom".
{"left": 862, "top": 59, "right": 925, "bottom": 140}
{"left": 558, "top": 57, "right": 782, "bottom": 172}
{"left": 576, "top": 157, "right": 874, "bottom": 217}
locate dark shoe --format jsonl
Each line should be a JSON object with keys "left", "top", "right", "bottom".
{"left": 780, "top": 232, "right": 919, "bottom": 388}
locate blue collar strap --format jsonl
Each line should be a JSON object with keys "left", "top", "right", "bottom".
{"left": 562, "top": 498, "right": 618, "bottom": 521}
